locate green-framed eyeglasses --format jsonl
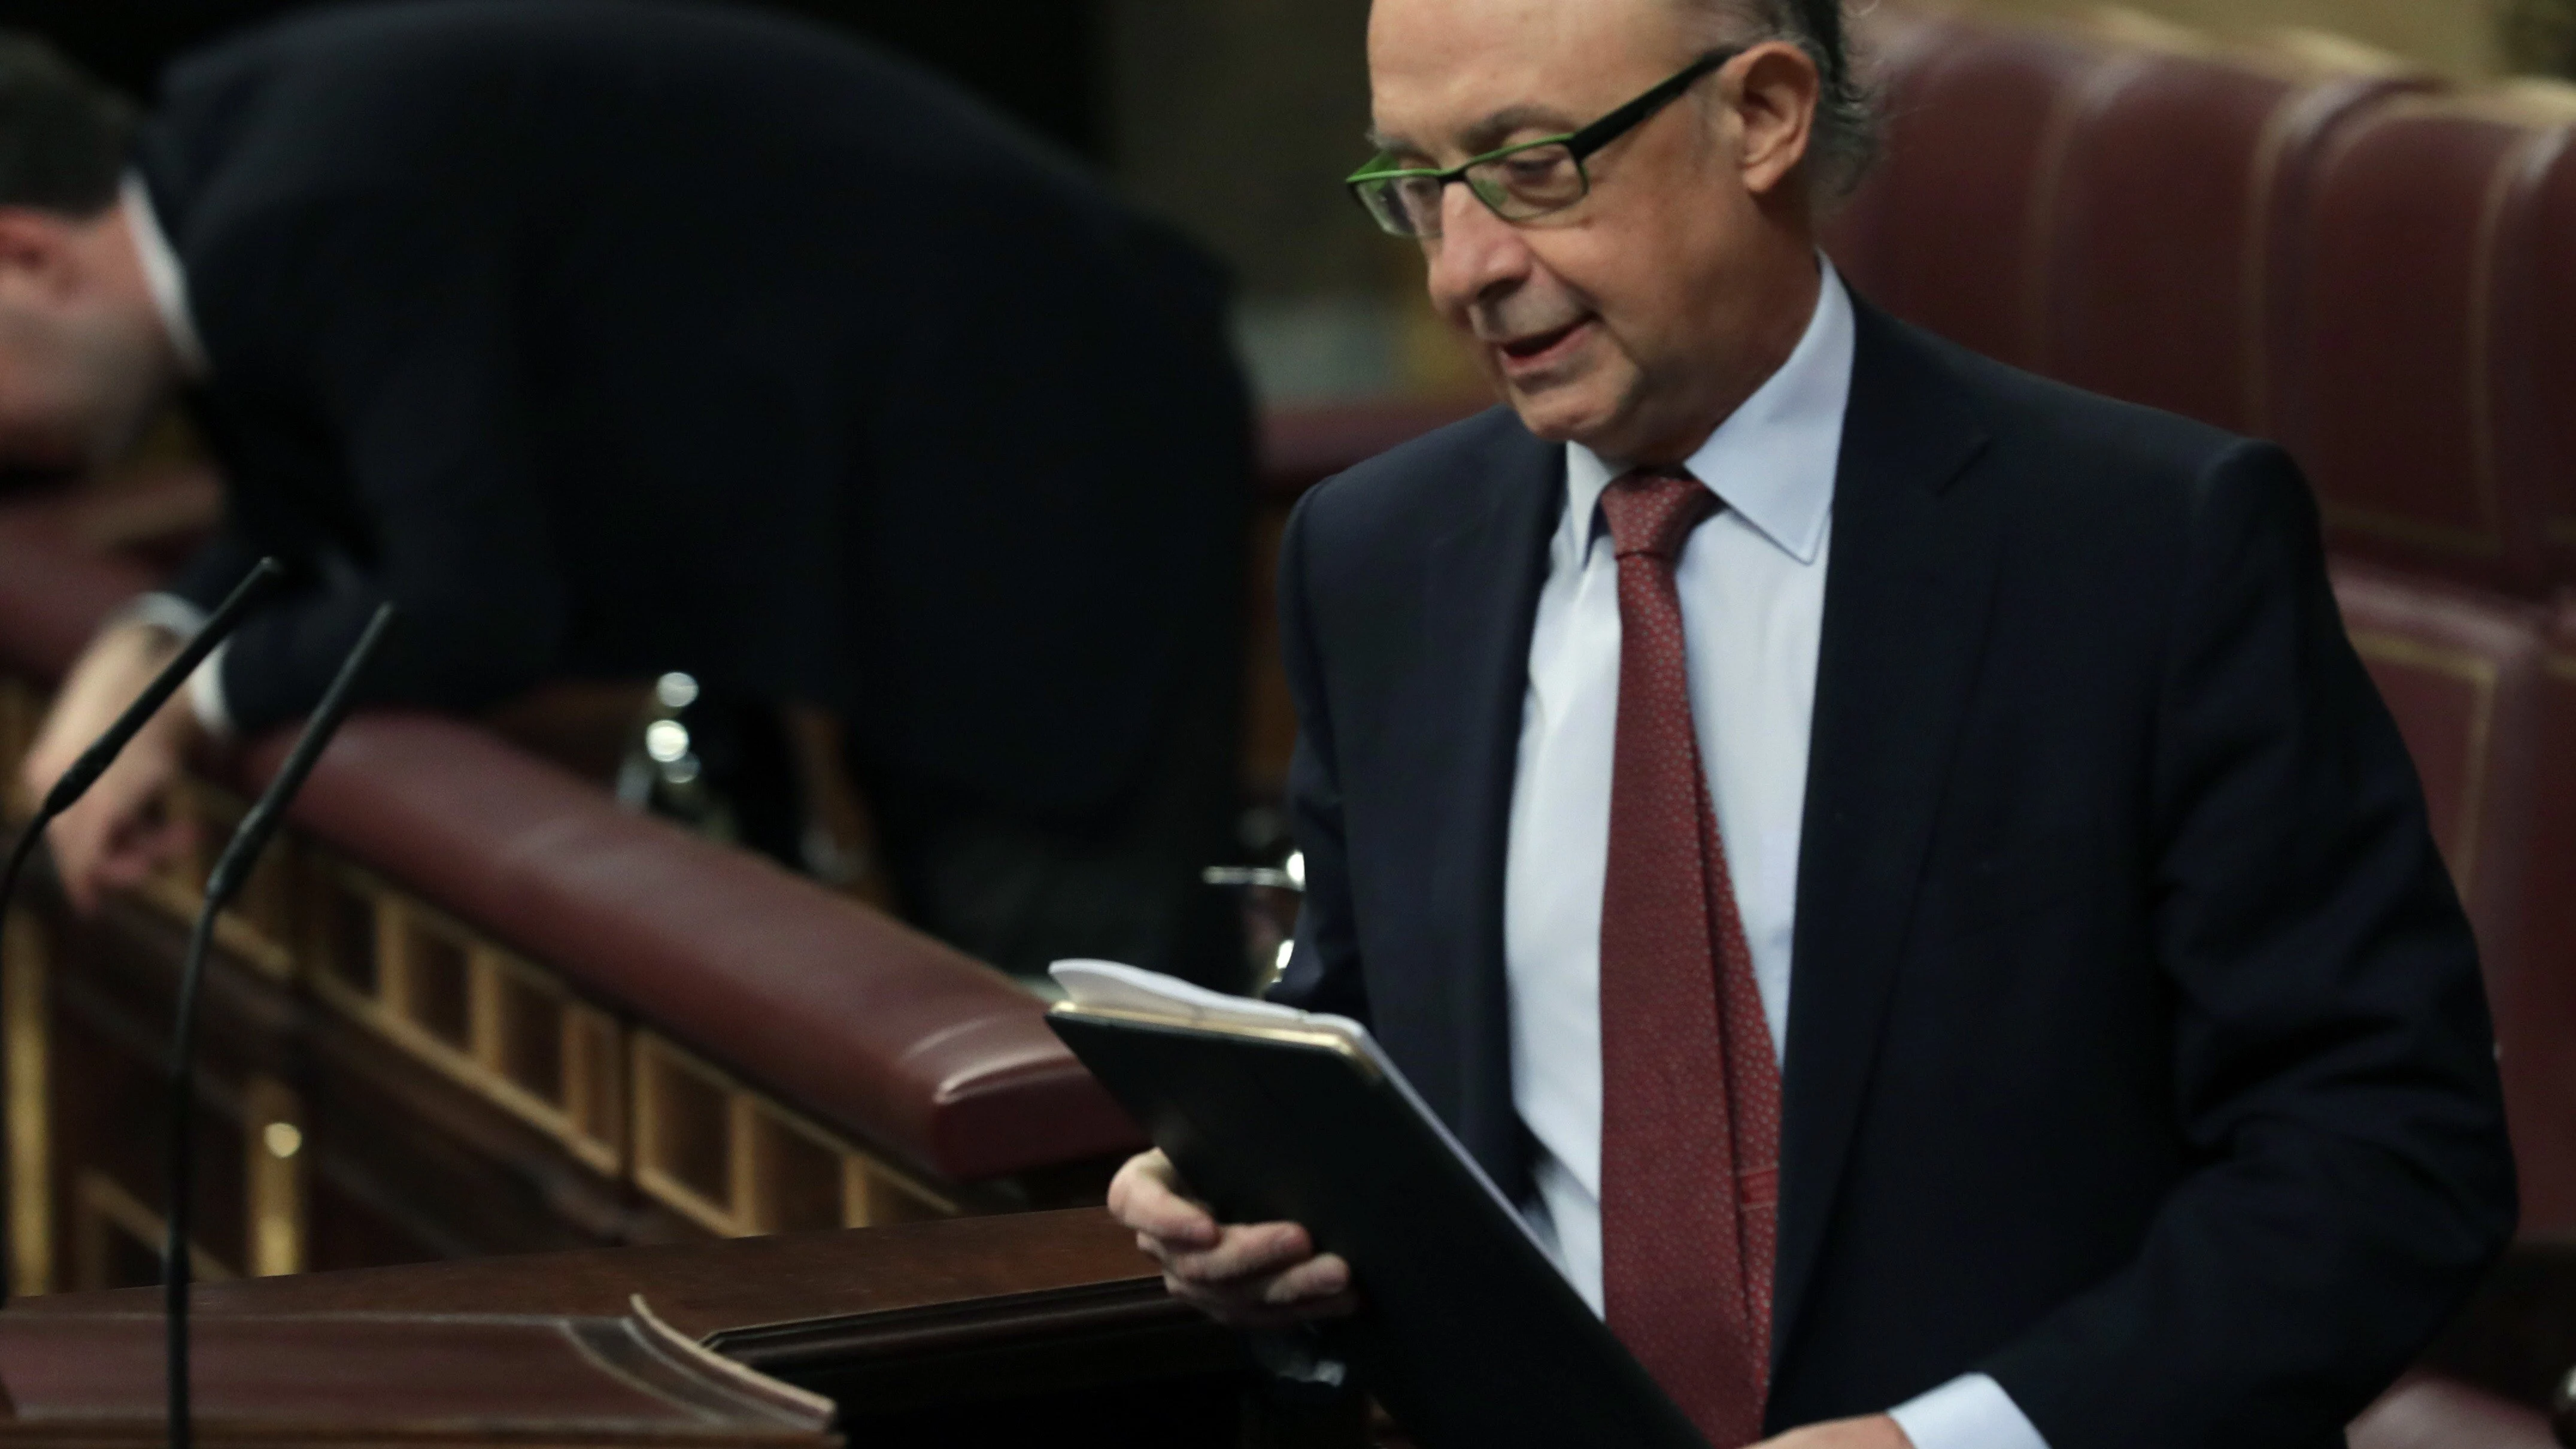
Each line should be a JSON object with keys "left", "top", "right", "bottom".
{"left": 1345, "top": 47, "right": 1743, "bottom": 239}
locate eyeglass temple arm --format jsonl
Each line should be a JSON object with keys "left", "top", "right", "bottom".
{"left": 1562, "top": 46, "right": 1742, "bottom": 162}
{"left": 1344, "top": 43, "right": 1742, "bottom": 190}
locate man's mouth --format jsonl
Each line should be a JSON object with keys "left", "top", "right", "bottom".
{"left": 1495, "top": 317, "right": 1588, "bottom": 363}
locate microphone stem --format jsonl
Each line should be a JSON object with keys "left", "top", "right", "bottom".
{"left": 159, "top": 600, "right": 390, "bottom": 1449}
{"left": 163, "top": 905, "right": 219, "bottom": 1449}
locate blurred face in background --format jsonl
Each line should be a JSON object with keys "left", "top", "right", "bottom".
{"left": 1366, "top": 0, "right": 1822, "bottom": 465}
{"left": 0, "top": 206, "right": 169, "bottom": 471}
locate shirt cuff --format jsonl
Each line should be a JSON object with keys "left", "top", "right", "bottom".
{"left": 187, "top": 639, "right": 235, "bottom": 737}
{"left": 112, "top": 592, "right": 208, "bottom": 641}
{"left": 1888, "top": 1373, "right": 2050, "bottom": 1449}
{"left": 106, "top": 592, "right": 235, "bottom": 738}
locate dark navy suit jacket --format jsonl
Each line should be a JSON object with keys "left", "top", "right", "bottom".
{"left": 138, "top": 0, "right": 1249, "bottom": 830}
{"left": 1270, "top": 300, "right": 2516, "bottom": 1447}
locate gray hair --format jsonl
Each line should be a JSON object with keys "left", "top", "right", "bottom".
{"left": 1674, "top": 0, "right": 1878, "bottom": 200}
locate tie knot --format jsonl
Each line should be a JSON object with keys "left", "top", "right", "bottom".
{"left": 1601, "top": 468, "right": 1717, "bottom": 562}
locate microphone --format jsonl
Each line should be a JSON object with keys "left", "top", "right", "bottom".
{"left": 0, "top": 556, "right": 283, "bottom": 1305}
{"left": 163, "top": 602, "right": 395, "bottom": 1449}
{"left": 2, "top": 557, "right": 287, "bottom": 887}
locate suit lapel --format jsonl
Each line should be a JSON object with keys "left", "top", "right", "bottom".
{"left": 1770, "top": 305, "right": 1998, "bottom": 1365}
{"left": 1410, "top": 421, "right": 1564, "bottom": 1193}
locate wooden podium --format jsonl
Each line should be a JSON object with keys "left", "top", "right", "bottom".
{"left": 0, "top": 1209, "right": 1303, "bottom": 1449}
{"left": 0, "top": 1299, "right": 835, "bottom": 1447}
{"left": 0, "top": 1182, "right": 2570, "bottom": 1449}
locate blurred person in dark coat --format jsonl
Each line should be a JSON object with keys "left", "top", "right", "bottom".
{"left": 0, "top": 0, "right": 1252, "bottom": 981}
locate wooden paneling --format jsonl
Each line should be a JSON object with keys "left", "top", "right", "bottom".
{"left": 0, "top": 671, "right": 1036, "bottom": 1295}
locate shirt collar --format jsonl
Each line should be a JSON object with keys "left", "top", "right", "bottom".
{"left": 122, "top": 173, "right": 209, "bottom": 381}
{"left": 1564, "top": 255, "right": 1854, "bottom": 566}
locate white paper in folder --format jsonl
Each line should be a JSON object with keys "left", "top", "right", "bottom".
{"left": 1045, "top": 957, "right": 1551, "bottom": 1257}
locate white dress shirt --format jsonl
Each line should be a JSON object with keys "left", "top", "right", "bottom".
{"left": 124, "top": 174, "right": 209, "bottom": 381}
{"left": 1500, "top": 261, "right": 2046, "bottom": 1449}
{"left": 119, "top": 174, "right": 234, "bottom": 736}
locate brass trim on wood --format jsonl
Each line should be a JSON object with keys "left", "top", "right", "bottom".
{"left": 242, "top": 1076, "right": 306, "bottom": 1278}
{"left": 73, "top": 1169, "right": 232, "bottom": 1293}
{"left": 631, "top": 1032, "right": 740, "bottom": 1236}
{"left": 132, "top": 780, "right": 296, "bottom": 980}
{"left": 631, "top": 1031, "right": 954, "bottom": 1239}
{"left": 305, "top": 861, "right": 623, "bottom": 1175}
{"left": 5, "top": 906, "right": 49, "bottom": 1296}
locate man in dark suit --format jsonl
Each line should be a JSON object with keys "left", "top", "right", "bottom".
{"left": 1112, "top": 0, "right": 2516, "bottom": 1442}
{"left": 0, "top": 2, "right": 1251, "bottom": 979}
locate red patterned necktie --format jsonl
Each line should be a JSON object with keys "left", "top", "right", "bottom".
{"left": 1597, "top": 468, "right": 1783, "bottom": 1448}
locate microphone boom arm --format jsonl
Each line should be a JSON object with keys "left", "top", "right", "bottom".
{"left": 164, "top": 601, "right": 395, "bottom": 1449}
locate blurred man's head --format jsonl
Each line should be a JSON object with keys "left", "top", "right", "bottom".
{"left": 0, "top": 36, "right": 170, "bottom": 472}
{"left": 1365, "top": 0, "right": 1868, "bottom": 463}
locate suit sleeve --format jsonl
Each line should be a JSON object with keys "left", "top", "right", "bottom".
{"left": 159, "top": 515, "right": 273, "bottom": 619}
{"left": 1983, "top": 442, "right": 2517, "bottom": 1448}
{"left": 204, "top": 192, "right": 565, "bottom": 735}
{"left": 1266, "top": 482, "right": 1372, "bottom": 1024}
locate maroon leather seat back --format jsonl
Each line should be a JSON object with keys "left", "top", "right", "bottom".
{"left": 1823, "top": 16, "right": 2116, "bottom": 368}
{"left": 2039, "top": 41, "right": 2416, "bottom": 435}
{"left": 1829, "top": 2, "right": 2576, "bottom": 1259}
{"left": 2332, "top": 565, "right": 2542, "bottom": 963}
{"left": 2334, "top": 565, "right": 2562, "bottom": 1228}
{"left": 2511, "top": 608, "right": 2576, "bottom": 1234}
{"left": 1258, "top": 401, "right": 1484, "bottom": 502}
{"left": 2492, "top": 102, "right": 2576, "bottom": 587}
{"left": 2287, "top": 95, "right": 2576, "bottom": 592}
{"left": 1819, "top": 4, "right": 1958, "bottom": 297}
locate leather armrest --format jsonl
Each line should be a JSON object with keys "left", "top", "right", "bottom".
{"left": 0, "top": 490, "right": 1142, "bottom": 1183}
{"left": 242, "top": 715, "right": 1140, "bottom": 1180}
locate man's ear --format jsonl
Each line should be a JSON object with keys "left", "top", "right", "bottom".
{"left": 1730, "top": 40, "right": 1821, "bottom": 201}
{"left": 0, "top": 208, "right": 82, "bottom": 302}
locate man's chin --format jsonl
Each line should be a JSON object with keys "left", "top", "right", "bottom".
{"left": 1496, "top": 335, "right": 1652, "bottom": 444}
{"left": 1504, "top": 379, "right": 1624, "bottom": 451}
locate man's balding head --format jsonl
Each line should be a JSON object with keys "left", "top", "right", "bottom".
{"left": 1367, "top": 0, "right": 1843, "bottom": 463}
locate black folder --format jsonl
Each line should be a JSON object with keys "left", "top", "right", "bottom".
{"left": 1046, "top": 988, "right": 1710, "bottom": 1449}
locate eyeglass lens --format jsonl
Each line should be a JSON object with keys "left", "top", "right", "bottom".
{"left": 1473, "top": 144, "right": 1586, "bottom": 217}
{"left": 1361, "top": 143, "right": 1587, "bottom": 238}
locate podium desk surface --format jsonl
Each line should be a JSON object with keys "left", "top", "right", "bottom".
{"left": 7, "top": 1207, "right": 1185, "bottom": 1344}
{"left": 6, "top": 1210, "right": 1246, "bottom": 1445}
{"left": 0, "top": 1308, "right": 839, "bottom": 1447}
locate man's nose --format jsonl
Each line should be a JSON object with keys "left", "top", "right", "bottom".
{"left": 1425, "top": 185, "right": 1532, "bottom": 315}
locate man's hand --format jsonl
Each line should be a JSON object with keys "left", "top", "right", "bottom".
{"left": 1757, "top": 1415, "right": 1912, "bottom": 1448}
{"left": 17, "top": 620, "right": 201, "bottom": 913}
{"left": 1107, "top": 1148, "right": 1915, "bottom": 1441}
{"left": 1107, "top": 1148, "right": 1357, "bottom": 1328}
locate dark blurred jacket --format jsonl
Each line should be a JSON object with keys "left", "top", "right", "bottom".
{"left": 137, "top": 0, "right": 1253, "bottom": 974}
